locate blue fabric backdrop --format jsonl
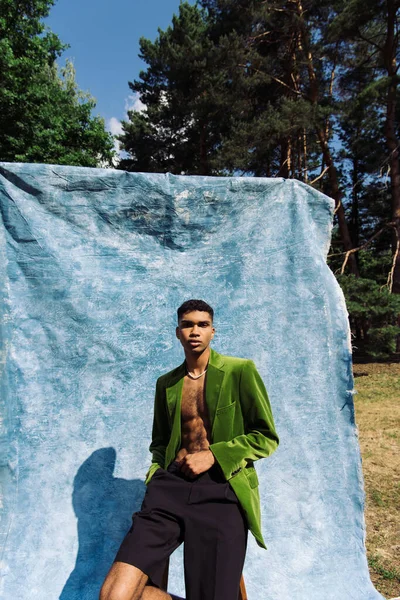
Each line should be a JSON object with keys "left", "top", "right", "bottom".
{"left": 0, "top": 163, "right": 383, "bottom": 599}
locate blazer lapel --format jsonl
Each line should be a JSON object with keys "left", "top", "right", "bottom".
{"left": 165, "top": 363, "right": 185, "bottom": 419}
{"left": 206, "top": 348, "right": 225, "bottom": 435}
{"left": 165, "top": 365, "right": 185, "bottom": 460}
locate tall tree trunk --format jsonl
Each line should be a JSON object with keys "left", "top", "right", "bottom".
{"left": 303, "top": 129, "right": 308, "bottom": 183}
{"left": 294, "top": 0, "right": 359, "bottom": 276}
{"left": 297, "top": 134, "right": 302, "bottom": 181}
{"left": 382, "top": 0, "right": 400, "bottom": 350}
{"left": 383, "top": 0, "right": 400, "bottom": 302}
{"left": 199, "top": 121, "right": 209, "bottom": 175}
{"left": 351, "top": 157, "right": 360, "bottom": 249}
{"left": 317, "top": 131, "right": 360, "bottom": 275}
{"left": 350, "top": 156, "right": 360, "bottom": 272}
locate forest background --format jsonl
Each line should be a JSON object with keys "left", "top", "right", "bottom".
{"left": 1, "top": 1, "right": 400, "bottom": 597}
{"left": 2, "top": 0, "right": 400, "bottom": 359}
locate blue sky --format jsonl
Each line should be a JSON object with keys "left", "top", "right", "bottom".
{"left": 45, "top": 0, "right": 195, "bottom": 141}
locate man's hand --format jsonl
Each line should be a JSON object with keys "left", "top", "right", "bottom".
{"left": 178, "top": 449, "right": 215, "bottom": 477}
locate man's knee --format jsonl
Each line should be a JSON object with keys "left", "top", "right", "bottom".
{"left": 99, "top": 562, "right": 148, "bottom": 600}
{"left": 99, "top": 580, "right": 142, "bottom": 600}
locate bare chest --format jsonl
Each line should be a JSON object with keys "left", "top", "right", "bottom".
{"left": 181, "top": 376, "right": 208, "bottom": 421}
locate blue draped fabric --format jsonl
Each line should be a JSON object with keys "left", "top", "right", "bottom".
{"left": 0, "top": 163, "right": 383, "bottom": 599}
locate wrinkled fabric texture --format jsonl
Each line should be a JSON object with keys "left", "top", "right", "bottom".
{"left": 0, "top": 163, "right": 383, "bottom": 600}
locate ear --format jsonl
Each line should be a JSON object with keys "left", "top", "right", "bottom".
{"left": 175, "top": 326, "right": 180, "bottom": 339}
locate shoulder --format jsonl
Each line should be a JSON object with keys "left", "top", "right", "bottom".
{"left": 215, "top": 350, "right": 255, "bottom": 371}
{"left": 156, "top": 363, "right": 184, "bottom": 388}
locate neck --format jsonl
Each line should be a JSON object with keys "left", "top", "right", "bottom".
{"left": 184, "top": 346, "right": 211, "bottom": 375}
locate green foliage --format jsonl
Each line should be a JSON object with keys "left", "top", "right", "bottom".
{"left": 119, "top": 0, "right": 330, "bottom": 178}
{"left": 357, "top": 249, "right": 394, "bottom": 285}
{"left": 119, "top": 3, "right": 225, "bottom": 174}
{"left": 368, "top": 554, "right": 400, "bottom": 583}
{"left": 118, "top": 0, "right": 400, "bottom": 354}
{"left": 337, "top": 274, "right": 400, "bottom": 358}
{"left": 0, "top": 0, "right": 114, "bottom": 166}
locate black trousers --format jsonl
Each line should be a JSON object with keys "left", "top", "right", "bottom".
{"left": 114, "top": 461, "right": 248, "bottom": 600}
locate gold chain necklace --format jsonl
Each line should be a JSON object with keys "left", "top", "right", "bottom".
{"left": 185, "top": 362, "right": 208, "bottom": 380}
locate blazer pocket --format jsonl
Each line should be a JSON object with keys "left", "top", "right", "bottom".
{"left": 216, "top": 400, "right": 236, "bottom": 414}
{"left": 245, "top": 467, "right": 259, "bottom": 489}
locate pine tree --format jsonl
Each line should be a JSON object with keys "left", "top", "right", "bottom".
{"left": 199, "top": 0, "right": 360, "bottom": 273}
{"left": 118, "top": 3, "right": 228, "bottom": 174}
{"left": 329, "top": 0, "right": 400, "bottom": 348}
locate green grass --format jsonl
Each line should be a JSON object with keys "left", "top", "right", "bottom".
{"left": 370, "top": 489, "right": 387, "bottom": 507}
{"left": 353, "top": 362, "right": 400, "bottom": 599}
{"left": 368, "top": 555, "right": 400, "bottom": 583}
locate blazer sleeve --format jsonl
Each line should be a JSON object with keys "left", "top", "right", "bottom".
{"left": 209, "top": 360, "right": 279, "bottom": 480}
{"left": 145, "top": 377, "right": 170, "bottom": 484}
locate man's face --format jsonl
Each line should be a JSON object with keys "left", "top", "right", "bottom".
{"left": 176, "top": 310, "right": 215, "bottom": 355}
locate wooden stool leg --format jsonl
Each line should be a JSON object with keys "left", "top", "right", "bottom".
{"left": 239, "top": 574, "right": 248, "bottom": 600}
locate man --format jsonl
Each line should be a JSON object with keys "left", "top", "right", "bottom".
{"left": 100, "top": 299, "right": 279, "bottom": 600}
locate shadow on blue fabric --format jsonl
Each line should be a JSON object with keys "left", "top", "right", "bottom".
{"left": 59, "top": 448, "right": 144, "bottom": 600}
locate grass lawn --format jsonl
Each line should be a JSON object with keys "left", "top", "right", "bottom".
{"left": 352, "top": 361, "right": 400, "bottom": 599}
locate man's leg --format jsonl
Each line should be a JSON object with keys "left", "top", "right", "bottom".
{"left": 100, "top": 468, "right": 186, "bottom": 600}
{"left": 100, "top": 562, "right": 183, "bottom": 600}
{"left": 183, "top": 477, "right": 248, "bottom": 600}
{"left": 100, "top": 562, "right": 147, "bottom": 600}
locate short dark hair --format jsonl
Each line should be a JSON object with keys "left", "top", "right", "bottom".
{"left": 177, "top": 299, "right": 214, "bottom": 322}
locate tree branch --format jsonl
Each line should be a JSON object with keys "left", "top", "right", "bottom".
{"left": 355, "top": 46, "right": 383, "bottom": 70}
{"left": 327, "top": 222, "right": 396, "bottom": 275}
{"left": 249, "top": 31, "right": 272, "bottom": 42}
{"left": 237, "top": 64, "right": 303, "bottom": 96}
{"left": 309, "top": 165, "right": 329, "bottom": 184}
{"left": 357, "top": 31, "right": 383, "bottom": 52}
{"left": 385, "top": 226, "right": 399, "bottom": 292}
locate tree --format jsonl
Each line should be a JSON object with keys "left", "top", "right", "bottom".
{"left": 329, "top": 0, "right": 400, "bottom": 348}
{"left": 202, "top": 0, "right": 362, "bottom": 274}
{"left": 118, "top": 3, "right": 228, "bottom": 174}
{"left": 120, "top": 0, "right": 399, "bottom": 354}
{"left": 0, "top": 0, "right": 114, "bottom": 166}
{"left": 337, "top": 274, "right": 400, "bottom": 357}
{"left": 120, "top": 1, "right": 359, "bottom": 271}
{"left": 119, "top": 1, "right": 323, "bottom": 179}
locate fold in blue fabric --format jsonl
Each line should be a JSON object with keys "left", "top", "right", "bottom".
{"left": 0, "top": 163, "right": 384, "bottom": 599}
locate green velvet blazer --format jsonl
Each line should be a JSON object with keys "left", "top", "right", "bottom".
{"left": 144, "top": 347, "right": 279, "bottom": 549}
